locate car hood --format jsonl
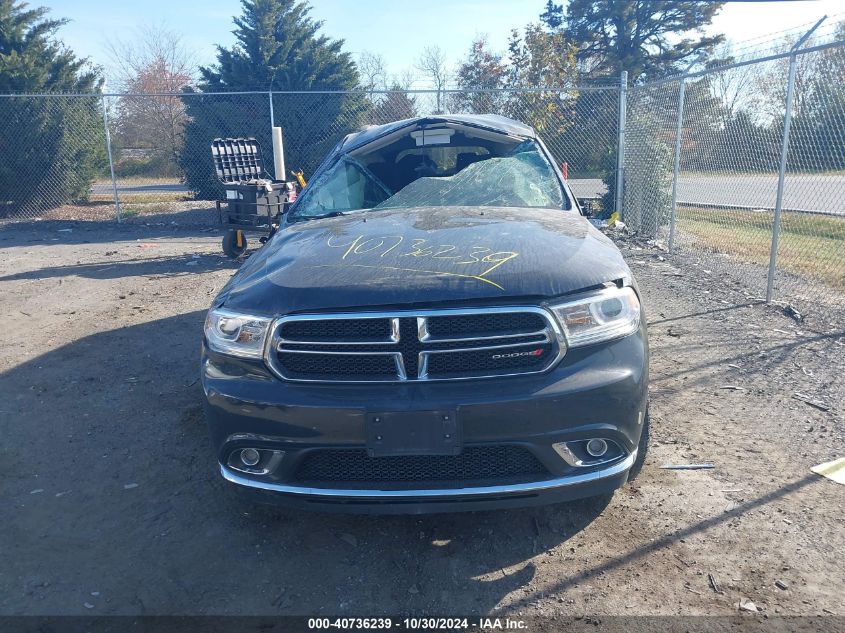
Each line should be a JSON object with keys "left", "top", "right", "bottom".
{"left": 218, "top": 207, "right": 631, "bottom": 315}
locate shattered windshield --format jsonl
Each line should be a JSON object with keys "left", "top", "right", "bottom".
{"left": 376, "top": 144, "right": 564, "bottom": 211}
{"left": 290, "top": 138, "right": 566, "bottom": 220}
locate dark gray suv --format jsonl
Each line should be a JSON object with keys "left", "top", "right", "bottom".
{"left": 201, "top": 114, "right": 649, "bottom": 513}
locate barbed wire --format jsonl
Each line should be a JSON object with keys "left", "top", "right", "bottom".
{"left": 715, "top": 13, "right": 845, "bottom": 65}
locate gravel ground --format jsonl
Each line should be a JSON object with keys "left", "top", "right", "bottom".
{"left": 1, "top": 219, "right": 843, "bottom": 619}
{"left": 9, "top": 201, "right": 218, "bottom": 224}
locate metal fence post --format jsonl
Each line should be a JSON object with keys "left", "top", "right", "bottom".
{"left": 765, "top": 16, "right": 826, "bottom": 302}
{"left": 268, "top": 90, "right": 275, "bottom": 129}
{"left": 668, "top": 78, "right": 686, "bottom": 253}
{"left": 615, "top": 71, "right": 628, "bottom": 220}
{"left": 667, "top": 53, "right": 704, "bottom": 252}
{"left": 100, "top": 95, "right": 121, "bottom": 222}
{"left": 268, "top": 91, "right": 277, "bottom": 178}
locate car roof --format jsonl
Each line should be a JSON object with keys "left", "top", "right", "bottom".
{"left": 338, "top": 114, "right": 537, "bottom": 154}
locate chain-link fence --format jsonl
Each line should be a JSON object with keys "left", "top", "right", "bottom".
{"left": 629, "top": 38, "right": 845, "bottom": 325}
{"left": 0, "top": 88, "right": 619, "bottom": 222}
{"left": 1, "top": 37, "right": 843, "bottom": 323}
{"left": 0, "top": 95, "right": 107, "bottom": 218}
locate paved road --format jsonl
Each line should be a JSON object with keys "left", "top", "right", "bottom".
{"left": 570, "top": 174, "right": 845, "bottom": 215}
{"left": 92, "top": 173, "right": 845, "bottom": 215}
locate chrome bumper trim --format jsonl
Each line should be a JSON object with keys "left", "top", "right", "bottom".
{"left": 219, "top": 450, "right": 635, "bottom": 499}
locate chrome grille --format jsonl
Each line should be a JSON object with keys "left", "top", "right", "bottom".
{"left": 266, "top": 307, "right": 564, "bottom": 382}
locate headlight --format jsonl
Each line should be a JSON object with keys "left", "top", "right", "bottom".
{"left": 204, "top": 308, "right": 272, "bottom": 359}
{"left": 548, "top": 286, "right": 640, "bottom": 347}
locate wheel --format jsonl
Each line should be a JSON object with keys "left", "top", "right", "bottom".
{"left": 222, "top": 229, "right": 247, "bottom": 259}
{"left": 627, "top": 405, "right": 650, "bottom": 482}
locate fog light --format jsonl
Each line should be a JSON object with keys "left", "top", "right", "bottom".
{"left": 240, "top": 448, "right": 260, "bottom": 466}
{"left": 585, "top": 438, "right": 608, "bottom": 457}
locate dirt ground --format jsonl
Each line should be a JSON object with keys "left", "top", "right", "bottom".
{"left": 1, "top": 215, "right": 843, "bottom": 620}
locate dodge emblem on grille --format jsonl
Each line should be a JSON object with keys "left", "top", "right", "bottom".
{"left": 491, "top": 348, "right": 545, "bottom": 360}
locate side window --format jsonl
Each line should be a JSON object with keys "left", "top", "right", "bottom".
{"left": 296, "top": 159, "right": 389, "bottom": 216}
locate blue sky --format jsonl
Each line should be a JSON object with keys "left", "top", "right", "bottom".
{"left": 46, "top": 0, "right": 844, "bottom": 88}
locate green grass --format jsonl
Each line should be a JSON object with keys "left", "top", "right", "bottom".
{"left": 677, "top": 206, "right": 845, "bottom": 291}
{"left": 89, "top": 192, "right": 192, "bottom": 204}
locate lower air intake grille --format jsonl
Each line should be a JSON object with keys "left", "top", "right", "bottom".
{"left": 293, "top": 446, "right": 548, "bottom": 487}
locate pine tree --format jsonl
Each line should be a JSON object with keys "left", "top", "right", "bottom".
{"left": 0, "top": 0, "right": 104, "bottom": 216}
{"left": 180, "top": 0, "right": 365, "bottom": 197}
{"left": 557, "top": 0, "right": 725, "bottom": 82}
{"left": 199, "top": 0, "right": 358, "bottom": 92}
{"left": 539, "top": 1, "right": 563, "bottom": 31}
{"left": 0, "top": 0, "right": 99, "bottom": 93}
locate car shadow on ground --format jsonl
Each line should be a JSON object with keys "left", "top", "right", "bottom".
{"left": 0, "top": 207, "right": 233, "bottom": 249}
{"left": 647, "top": 302, "right": 766, "bottom": 326}
{"left": 515, "top": 473, "right": 822, "bottom": 607}
{"left": 644, "top": 298, "right": 845, "bottom": 402}
{"left": 0, "top": 252, "right": 239, "bottom": 282}
{"left": 2, "top": 311, "right": 611, "bottom": 615}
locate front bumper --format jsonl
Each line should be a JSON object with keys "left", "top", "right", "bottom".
{"left": 220, "top": 452, "right": 635, "bottom": 514}
{"left": 201, "top": 328, "right": 648, "bottom": 514}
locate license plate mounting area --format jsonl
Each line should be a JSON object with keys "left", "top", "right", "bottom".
{"left": 366, "top": 410, "right": 461, "bottom": 457}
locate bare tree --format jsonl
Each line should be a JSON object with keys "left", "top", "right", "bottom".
{"left": 416, "top": 45, "right": 449, "bottom": 113}
{"left": 357, "top": 51, "right": 388, "bottom": 97}
{"left": 107, "top": 24, "right": 196, "bottom": 174}
{"left": 754, "top": 34, "right": 820, "bottom": 124}
{"left": 393, "top": 68, "right": 417, "bottom": 92}
{"left": 707, "top": 43, "right": 759, "bottom": 126}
